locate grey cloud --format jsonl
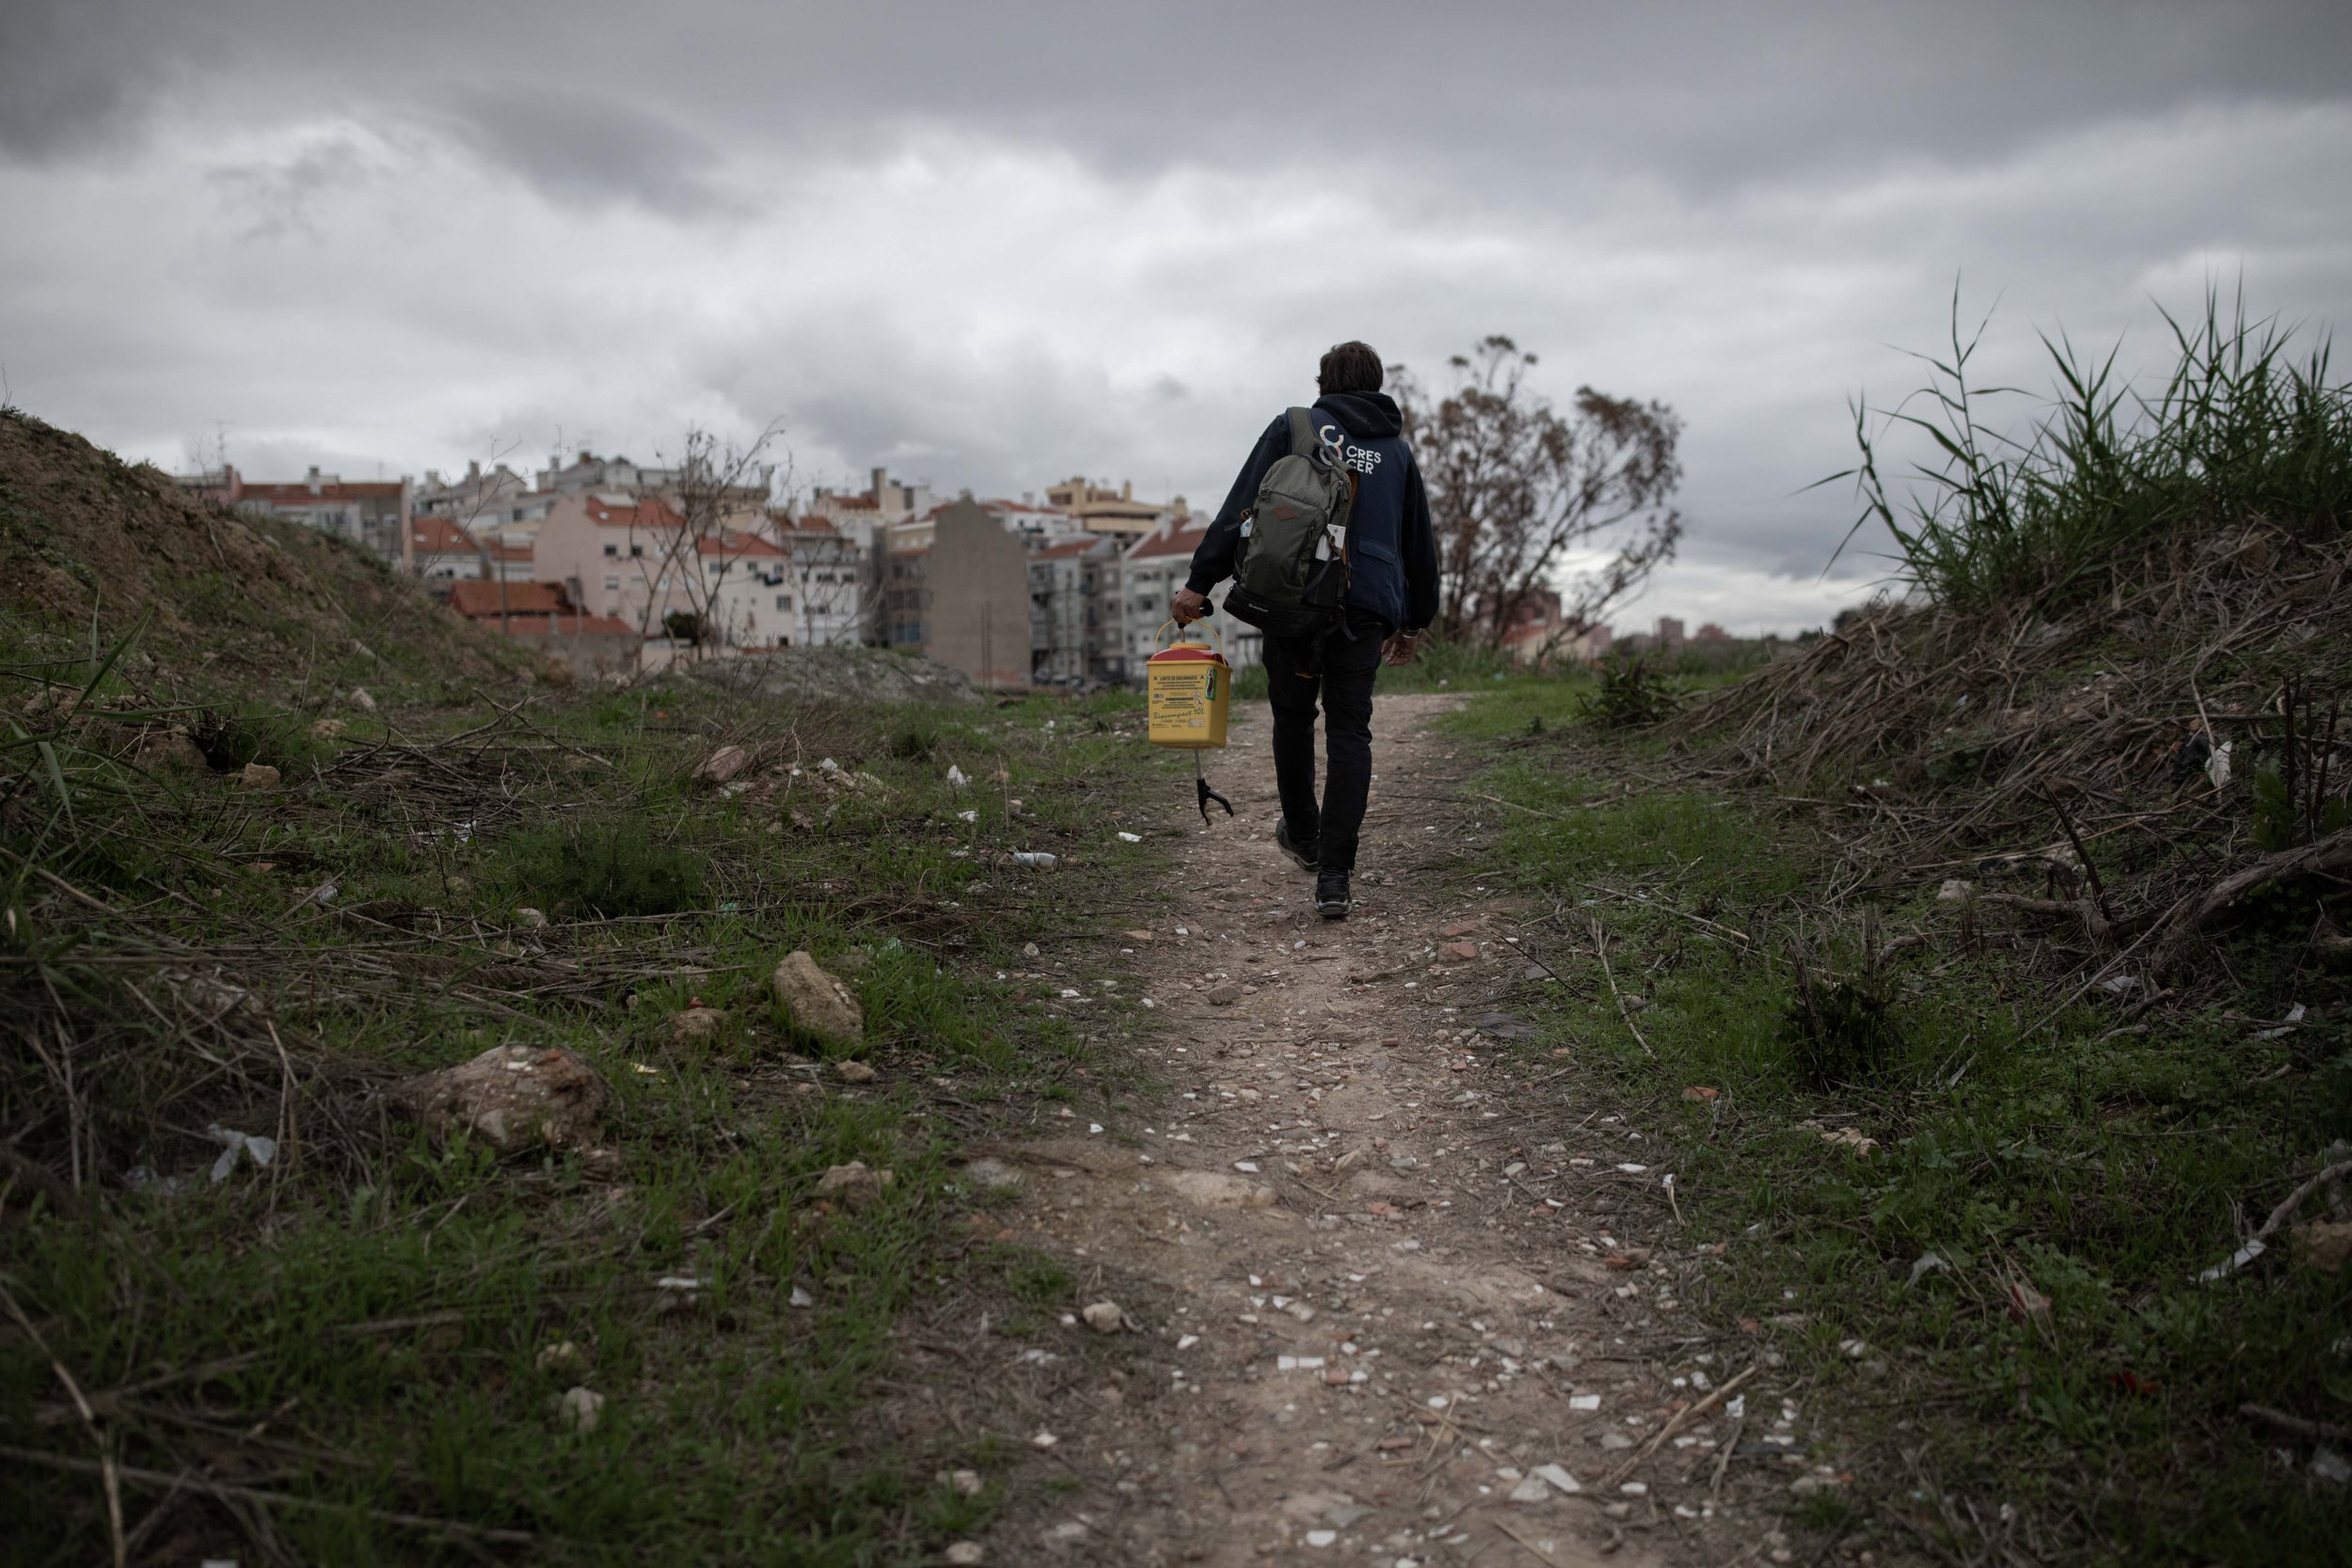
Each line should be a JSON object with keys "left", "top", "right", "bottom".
{"left": 207, "top": 135, "right": 382, "bottom": 241}
{"left": 435, "top": 86, "right": 740, "bottom": 218}
{"left": 7, "top": 0, "right": 2349, "bottom": 197}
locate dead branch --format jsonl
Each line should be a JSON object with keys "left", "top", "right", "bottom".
{"left": 2153, "top": 823, "right": 2352, "bottom": 969}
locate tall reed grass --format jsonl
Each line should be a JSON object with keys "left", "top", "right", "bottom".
{"left": 1832, "top": 287, "right": 2352, "bottom": 609}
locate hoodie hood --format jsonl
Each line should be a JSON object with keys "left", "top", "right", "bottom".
{"left": 1313, "top": 390, "right": 1403, "bottom": 440}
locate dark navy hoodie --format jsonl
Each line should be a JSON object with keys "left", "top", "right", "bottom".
{"left": 1184, "top": 389, "right": 1440, "bottom": 635}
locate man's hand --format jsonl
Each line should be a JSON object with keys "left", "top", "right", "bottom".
{"left": 1382, "top": 630, "right": 1419, "bottom": 666}
{"left": 1171, "top": 587, "right": 1209, "bottom": 626}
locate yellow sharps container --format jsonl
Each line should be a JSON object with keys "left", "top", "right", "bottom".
{"left": 1146, "top": 620, "right": 1231, "bottom": 750}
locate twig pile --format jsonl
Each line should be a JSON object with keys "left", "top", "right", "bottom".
{"left": 1658, "top": 523, "right": 2352, "bottom": 971}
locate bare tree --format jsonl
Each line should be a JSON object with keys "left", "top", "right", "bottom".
{"left": 1393, "top": 337, "right": 1684, "bottom": 648}
{"left": 627, "top": 422, "right": 788, "bottom": 659}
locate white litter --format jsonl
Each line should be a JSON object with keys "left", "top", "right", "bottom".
{"left": 206, "top": 1125, "right": 278, "bottom": 1183}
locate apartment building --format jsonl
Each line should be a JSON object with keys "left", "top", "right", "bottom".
{"left": 770, "top": 514, "right": 867, "bottom": 648}
{"left": 1041, "top": 477, "right": 1184, "bottom": 540}
{"left": 1027, "top": 535, "right": 1118, "bottom": 683}
{"left": 531, "top": 492, "right": 697, "bottom": 639}
{"left": 1120, "top": 515, "right": 1262, "bottom": 674}
{"left": 882, "top": 499, "right": 1030, "bottom": 689}
{"left": 181, "top": 465, "right": 410, "bottom": 562}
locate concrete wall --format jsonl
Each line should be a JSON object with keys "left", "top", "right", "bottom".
{"left": 925, "top": 499, "right": 1031, "bottom": 690}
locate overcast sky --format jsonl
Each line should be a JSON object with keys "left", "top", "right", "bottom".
{"left": 4, "top": 0, "right": 2348, "bottom": 633}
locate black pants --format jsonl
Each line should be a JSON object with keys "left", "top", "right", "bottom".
{"left": 1263, "top": 619, "right": 1385, "bottom": 874}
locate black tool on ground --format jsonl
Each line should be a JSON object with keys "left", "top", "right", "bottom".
{"left": 1195, "top": 752, "right": 1232, "bottom": 826}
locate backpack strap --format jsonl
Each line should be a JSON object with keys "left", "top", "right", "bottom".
{"left": 1285, "top": 405, "right": 1318, "bottom": 458}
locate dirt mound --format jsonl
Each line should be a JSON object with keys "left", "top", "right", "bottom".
{"left": 0, "top": 408, "right": 523, "bottom": 691}
{"left": 1664, "top": 522, "right": 2352, "bottom": 968}
{"left": 681, "top": 644, "right": 984, "bottom": 706}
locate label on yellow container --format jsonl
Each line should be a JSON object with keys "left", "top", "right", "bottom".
{"left": 1148, "top": 652, "right": 1230, "bottom": 750}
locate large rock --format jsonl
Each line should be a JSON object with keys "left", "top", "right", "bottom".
{"left": 771, "top": 950, "right": 864, "bottom": 1047}
{"left": 393, "top": 1043, "right": 611, "bottom": 1155}
{"left": 692, "top": 745, "right": 750, "bottom": 786}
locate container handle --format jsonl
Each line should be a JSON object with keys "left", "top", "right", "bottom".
{"left": 1155, "top": 618, "right": 1226, "bottom": 658}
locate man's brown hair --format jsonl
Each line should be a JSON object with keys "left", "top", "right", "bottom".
{"left": 1317, "top": 341, "right": 1384, "bottom": 396}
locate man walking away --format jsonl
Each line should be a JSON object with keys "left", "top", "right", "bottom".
{"left": 1171, "top": 341, "right": 1439, "bottom": 920}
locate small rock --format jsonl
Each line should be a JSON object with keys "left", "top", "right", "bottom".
{"left": 1022, "top": 942, "right": 1040, "bottom": 958}
{"left": 945, "top": 1543, "right": 985, "bottom": 1565}
{"left": 669, "top": 1006, "right": 725, "bottom": 1045}
{"left": 1509, "top": 1476, "right": 1552, "bottom": 1503}
{"left": 1439, "top": 919, "right": 1478, "bottom": 938}
{"left": 961, "top": 1157, "right": 1023, "bottom": 1191}
{"left": 391, "top": 1043, "right": 610, "bottom": 1155}
{"left": 816, "top": 1161, "right": 894, "bottom": 1210}
{"left": 831, "top": 947, "right": 872, "bottom": 974}
{"left": 772, "top": 950, "right": 865, "bottom": 1047}
{"left": 134, "top": 725, "right": 207, "bottom": 771}
{"left": 2294, "top": 1221, "right": 2352, "bottom": 1274}
{"left": 555, "top": 1386, "right": 604, "bottom": 1434}
{"left": 514, "top": 907, "right": 548, "bottom": 928}
{"left": 1082, "top": 1300, "right": 1125, "bottom": 1333}
{"left": 1532, "top": 1462, "right": 1581, "bottom": 1495}
{"left": 1938, "top": 878, "right": 1975, "bottom": 903}
{"left": 1207, "top": 983, "right": 1245, "bottom": 1006}
{"left": 308, "top": 718, "right": 348, "bottom": 741}
{"left": 949, "top": 1469, "right": 983, "bottom": 1497}
{"left": 834, "top": 1059, "right": 877, "bottom": 1084}
{"left": 693, "top": 745, "right": 751, "bottom": 786}
{"left": 240, "top": 762, "right": 280, "bottom": 790}
{"left": 1438, "top": 941, "right": 1478, "bottom": 963}
{"left": 535, "top": 1340, "right": 583, "bottom": 1372}
{"left": 345, "top": 687, "right": 378, "bottom": 714}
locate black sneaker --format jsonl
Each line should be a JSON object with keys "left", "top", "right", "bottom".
{"left": 1276, "top": 817, "right": 1319, "bottom": 874}
{"left": 1315, "top": 870, "right": 1352, "bottom": 920}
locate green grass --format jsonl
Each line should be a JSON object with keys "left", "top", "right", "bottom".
{"left": 1836, "top": 285, "right": 2352, "bottom": 610}
{"left": 1, "top": 670, "right": 1173, "bottom": 1564}
{"left": 1445, "top": 696, "right": 2352, "bottom": 1566}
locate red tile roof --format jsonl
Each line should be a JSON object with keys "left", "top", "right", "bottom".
{"left": 499, "top": 613, "right": 640, "bottom": 640}
{"left": 449, "top": 579, "right": 570, "bottom": 618}
{"left": 695, "top": 533, "right": 787, "bottom": 558}
{"left": 1033, "top": 536, "right": 1107, "bottom": 560}
{"left": 410, "top": 516, "right": 479, "bottom": 553}
{"left": 1126, "top": 518, "right": 1208, "bottom": 561}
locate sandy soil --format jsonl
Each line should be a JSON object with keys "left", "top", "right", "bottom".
{"left": 960, "top": 693, "right": 1806, "bottom": 1568}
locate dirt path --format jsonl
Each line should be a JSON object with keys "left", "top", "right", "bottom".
{"left": 970, "top": 693, "right": 1793, "bottom": 1568}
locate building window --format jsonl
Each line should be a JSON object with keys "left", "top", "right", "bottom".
{"left": 629, "top": 544, "right": 644, "bottom": 557}
{"left": 775, "top": 594, "right": 791, "bottom": 610}
{"left": 603, "top": 543, "right": 617, "bottom": 557}
{"left": 603, "top": 575, "right": 620, "bottom": 591}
